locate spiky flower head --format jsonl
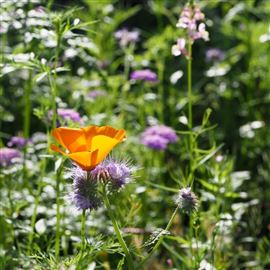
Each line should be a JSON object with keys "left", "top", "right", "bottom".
{"left": 69, "top": 166, "right": 101, "bottom": 211}
{"left": 175, "top": 187, "right": 198, "bottom": 214}
{"left": 91, "top": 158, "right": 133, "bottom": 190}
{"left": 68, "top": 158, "right": 134, "bottom": 210}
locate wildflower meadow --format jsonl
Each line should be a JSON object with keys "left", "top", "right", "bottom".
{"left": 1, "top": 0, "right": 270, "bottom": 269}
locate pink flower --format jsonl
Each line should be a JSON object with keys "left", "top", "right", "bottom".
{"left": 172, "top": 38, "right": 187, "bottom": 56}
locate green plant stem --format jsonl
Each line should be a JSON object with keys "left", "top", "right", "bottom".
{"left": 27, "top": 159, "right": 46, "bottom": 254}
{"left": 81, "top": 209, "right": 86, "bottom": 252}
{"left": 103, "top": 190, "right": 134, "bottom": 270}
{"left": 187, "top": 41, "right": 193, "bottom": 150}
{"left": 187, "top": 41, "right": 195, "bottom": 187}
{"left": 24, "top": 70, "right": 32, "bottom": 138}
{"left": 55, "top": 162, "right": 63, "bottom": 260}
{"left": 138, "top": 206, "right": 179, "bottom": 269}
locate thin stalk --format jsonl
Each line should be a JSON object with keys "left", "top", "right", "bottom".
{"left": 187, "top": 41, "right": 193, "bottom": 150}
{"left": 138, "top": 206, "right": 179, "bottom": 269}
{"left": 81, "top": 209, "right": 86, "bottom": 252}
{"left": 55, "top": 162, "right": 63, "bottom": 260}
{"left": 27, "top": 159, "right": 46, "bottom": 254}
{"left": 23, "top": 70, "right": 32, "bottom": 138}
{"left": 103, "top": 190, "right": 134, "bottom": 270}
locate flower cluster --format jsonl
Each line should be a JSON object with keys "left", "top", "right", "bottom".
{"left": 175, "top": 187, "right": 199, "bottom": 214}
{"left": 0, "top": 147, "right": 21, "bottom": 167}
{"left": 69, "top": 158, "right": 133, "bottom": 211}
{"left": 172, "top": 5, "right": 209, "bottom": 57}
{"left": 140, "top": 125, "right": 178, "bottom": 150}
{"left": 130, "top": 69, "right": 158, "bottom": 83}
{"left": 114, "top": 28, "right": 139, "bottom": 48}
{"left": 48, "top": 108, "right": 82, "bottom": 125}
{"left": 7, "top": 136, "right": 27, "bottom": 148}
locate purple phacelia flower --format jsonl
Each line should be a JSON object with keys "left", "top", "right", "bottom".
{"left": 130, "top": 69, "right": 158, "bottom": 82}
{"left": 114, "top": 28, "right": 139, "bottom": 47}
{"left": 69, "top": 166, "right": 101, "bottom": 211}
{"left": 48, "top": 108, "right": 82, "bottom": 125}
{"left": 91, "top": 158, "right": 132, "bottom": 189}
{"left": 88, "top": 90, "right": 106, "bottom": 100}
{"left": 140, "top": 134, "right": 169, "bottom": 150}
{"left": 0, "top": 148, "right": 21, "bottom": 167}
{"left": 7, "top": 136, "right": 27, "bottom": 148}
{"left": 140, "top": 125, "right": 178, "bottom": 151}
{"left": 206, "top": 48, "right": 225, "bottom": 62}
{"left": 175, "top": 187, "right": 199, "bottom": 214}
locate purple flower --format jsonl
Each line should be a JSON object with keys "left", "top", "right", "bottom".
{"left": 69, "top": 166, "right": 101, "bottom": 211}
{"left": 48, "top": 108, "right": 82, "bottom": 125}
{"left": 88, "top": 90, "right": 106, "bottom": 100}
{"left": 0, "top": 148, "right": 21, "bottom": 167}
{"left": 7, "top": 136, "right": 27, "bottom": 148}
{"left": 91, "top": 158, "right": 132, "bottom": 189}
{"left": 206, "top": 48, "right": 225, "bottom": 62}
{"left": 130, "top": 69, "right": 158, "bottom": 82}
{"left": 140, "top": 125, "right": 178, "bottom": 151}
{"left": 140, "top": 134, "right": 169, "bottom": 150}
{"left": 114, "top": 28, "right": 139, "bottom": 47}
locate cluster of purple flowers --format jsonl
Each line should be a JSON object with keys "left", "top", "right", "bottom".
{"left": 48, "top": 108, "right": 82, "bottom": 125}
{"left": 0, "top": 147, "right": 21, "bottom": 167}
{"left": 7, "top": 136, "right": 28, "bottom": 148}
{"left": 69, "top": 158, "right": 133, "bottom": 211}
{"left": 130, "top": 69, "right": 158, "bottom": 83}
{"left": 140, "top": 125, "right": 178, "bottom": 150}
{"left": 114, "top": 28, "right": 139, "bottom": 48}
{"left": 172, "top": 5, "right": 209, "bottom": 57}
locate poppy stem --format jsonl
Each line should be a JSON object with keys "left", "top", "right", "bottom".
{"left": 103, "top": 190, "right": 134, "bottom": 270}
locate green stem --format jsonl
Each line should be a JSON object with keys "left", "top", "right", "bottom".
{"left": 187, "top": 41, "right": 194, "bottom": 187}
{"left": 55, "top": 162, "right": 63, "bottom": 260}
{"left": 187, "top": 41, "right": 193, "bottom": 146}
{"left": 81, "top": 209, "right": 86, "bottom": 252}
{"left": 138, "top": 206, "right": 179, "bottom": 269}
{"left": 103, "top": 190, "right": 134, "bottom": 270}
{"left": 23, "top": 70, "right": 32, "bottom": 138}
{"left": 27, "top": 159, "right": 46, "bottom": 254}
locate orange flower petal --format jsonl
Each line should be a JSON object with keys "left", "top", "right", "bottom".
{"left": 91, "top": 135, "right": 121, "bottom": 164}
{"left": 68, "top": 150, "right": 98, "bottom": 170}
{"left": 52, "top": 127, "right": 87, "bottom": 152}
{"left": 51, "top": 144, "right": 66, "bottom": 155}
{"left": 51, "top": 125, "right": 126, "bottom": 171}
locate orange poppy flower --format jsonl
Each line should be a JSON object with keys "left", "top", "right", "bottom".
{"left": 51, "top": 125, "right": 126, "bottom": 171}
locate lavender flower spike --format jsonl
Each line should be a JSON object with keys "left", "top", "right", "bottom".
{"left": 0, "top": 148, "right": 21, "bottom": 167}
{"left": 130, "top": 69, "right": 158, "bottom": 82}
